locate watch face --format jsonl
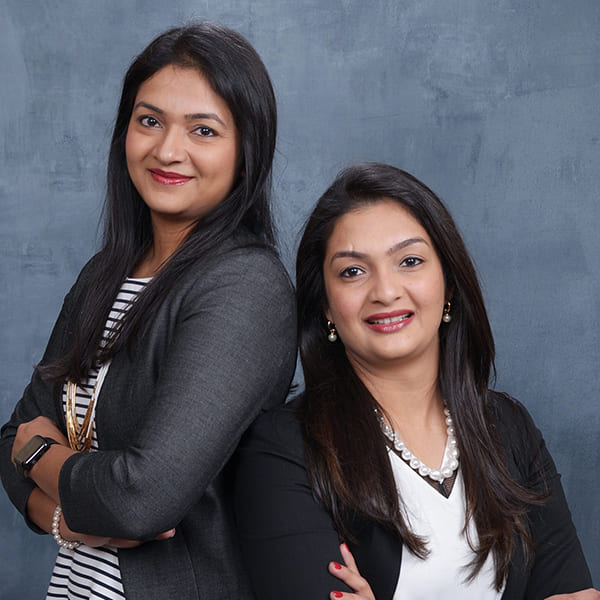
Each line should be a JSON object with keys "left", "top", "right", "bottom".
{"left": 14, "top": 435, "right": 47, "bottom": 477}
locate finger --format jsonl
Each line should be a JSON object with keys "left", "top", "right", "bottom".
{"left": 155, "top": 529, "right": 176, "bottom": 540}
{"left": 545, "top": 591, "right": 600, "bottom": 600}
{"left": 328, "top": 561, "right": 372, "bottom": 596}
{"left": 108, "top": 529, "right": 176, "bottom": 548}
{"left": 106, "top": 538, "right": 144, "bottom": 549}
{"left": 339, "top": 542, "right": 359, "bottom": 572}
{"left": 77, "top": 534, "right": 111, "bottom": 548}
{"left": 330, "top": 591, "right": 369, "bottom": 600}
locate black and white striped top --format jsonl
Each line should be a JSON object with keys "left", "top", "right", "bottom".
{"left": 47, "top": 278, "right": 149, "bottom": 600}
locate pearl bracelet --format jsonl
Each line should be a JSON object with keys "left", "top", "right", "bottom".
{"left": 51, "top": 505, "right": 81, "bottom": 550}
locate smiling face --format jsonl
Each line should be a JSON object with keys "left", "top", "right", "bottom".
{"left": 125, "top": 65, "right": 240, "bottom": 229}
{"left": 323, "top": 200, "right": 447, "bottom": 374}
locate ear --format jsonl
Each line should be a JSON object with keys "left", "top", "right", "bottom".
{"left": 323, "top": 304, "right": 332, "bottom": 322}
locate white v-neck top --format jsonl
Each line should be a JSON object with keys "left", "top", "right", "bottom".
{"left": 389, "top": 450, "right": 503, "bottom": 599}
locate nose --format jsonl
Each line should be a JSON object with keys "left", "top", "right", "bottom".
{"left": 154, "top": 126, "right": 187, "bottom": 164}
{"left": 369, "top": 268, "right": 402, "bottom": 305}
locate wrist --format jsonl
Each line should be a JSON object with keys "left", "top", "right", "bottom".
{"left": 51, "top": 505, "right": 81, "bottom": 550}
{"left": 28, "top": 443, "right": 76, "bottom": 504}
{"left": 13, "top": 435, "right": 58, "bottom": 478}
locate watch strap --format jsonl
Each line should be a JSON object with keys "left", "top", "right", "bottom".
{"left": 14, "top": 435, "right": 59, "bottom": 478}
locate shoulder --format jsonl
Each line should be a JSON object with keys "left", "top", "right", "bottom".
{"left": 57, "top": 252, "right": 104, "bottom": 313}
{"left": 485, "top": 390, "right": 544, "bottom": 477}
{"left": 486, "top": 390, "right": 539, "bottom": 439}
{"left": 183, "top": 234, "right": 294, "bottom": 298}
{"left": 177, "top": 244, "right": 296, "bottom": 334}
{"left": 67, "top": 252, "right": 102, "bottom": 289}
{"left": 239, "top": 397, "right": 305, "bottom": 464}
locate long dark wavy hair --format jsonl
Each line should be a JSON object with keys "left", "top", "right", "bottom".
{"left": 40, "top": 23, "right": 277, "bottom": 383}
{"left": 296, "top": 163, "right": 544, "bottom": 589}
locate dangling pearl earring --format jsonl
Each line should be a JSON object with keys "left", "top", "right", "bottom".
{"left": 442, "top": 301, "right": 452, "bottom": 323}
{"left": 327, "top": 320, "right": 338, "bottom": 342}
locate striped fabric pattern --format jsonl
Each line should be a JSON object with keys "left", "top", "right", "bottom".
{"left": 46, "top": 278, "right": 149, "bottom": 600}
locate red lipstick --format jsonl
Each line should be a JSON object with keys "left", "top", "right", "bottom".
{"left": 149, "top": 169, "right": 193, "bottom": 185}
{"left": 365, "top": 310, "right": 414, "bottom": 333}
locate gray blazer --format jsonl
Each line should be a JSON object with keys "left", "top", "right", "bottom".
{"left": 0, "top": 232, "right": 297, "bottom": 599}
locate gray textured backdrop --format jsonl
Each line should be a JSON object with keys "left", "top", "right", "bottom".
{"left": 1, "top": 1, "right": 598, "bottom": 597}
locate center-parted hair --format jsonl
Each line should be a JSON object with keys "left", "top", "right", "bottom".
{"left": 296, "top": 163, "right": 544, "bottom": 589}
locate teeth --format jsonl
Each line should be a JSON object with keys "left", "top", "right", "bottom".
{"left": 370, "top": 314, "right": 411, "bottom": 325}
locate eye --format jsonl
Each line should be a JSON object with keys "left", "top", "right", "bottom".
{"left": 340, "top": 266, "right": 364, "bottom": 278}
{"left": 401, "top": 256, "right": 423, "bottom": 268}
{"left": 139, "top": 115, "right": 160, "bottom": 128}
{"left": 193, "top": 125, "right": 216, "bottom": 137}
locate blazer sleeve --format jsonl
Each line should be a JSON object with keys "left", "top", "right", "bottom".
{"left": 0, "top": 258, "right": 95, "bottom": 533}
{"left": 57, "top": 247, "right": 297, "bottom": 539}
{"left": 233, "top": 405, "right": 354, "bottom": 600}
{"left": 494, "top": 395, "right": 593, "bottom": 598}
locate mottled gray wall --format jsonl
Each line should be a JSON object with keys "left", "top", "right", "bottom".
{"left": 1, "top": 1, "right": 598, "bottom": 597}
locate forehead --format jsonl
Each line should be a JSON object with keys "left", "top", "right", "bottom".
{"left": 134, "top": 65, "right": 232, "bottom": 116}
{"left": 326, "top": 200, "right": 431, "bottom": 252}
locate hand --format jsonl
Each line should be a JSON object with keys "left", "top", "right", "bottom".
{"left": 77, "top": 529, "right": 176, "bottom": 549}
{"left": 329, "top": 542, "right": 376, "bottom": 600}
{"left": 12, "top": 416, "right": 69, "bottom": 462}
{"left": 60, "top": 512, "right": 176, "bottom": 549}
{"left": 546, "top": 590, "right": 600, "bottom": 600}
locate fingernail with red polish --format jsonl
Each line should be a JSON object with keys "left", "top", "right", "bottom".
{"left": 332, "top": 561, "right": 342, "bottom": 570}
{"left": 342, "top": 542, "right": 349, "bottom": 551}
{"left": 333, "top": 593, "right": 343, "bottom": 599}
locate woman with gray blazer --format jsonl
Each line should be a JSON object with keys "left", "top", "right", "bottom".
{"left": 1, "top": 23, "right": 296, "bottom": 599}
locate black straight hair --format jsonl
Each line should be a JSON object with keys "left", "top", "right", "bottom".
{"left": 40, "top": 23, "right": 277, "bottom": 382}
{"left": 296, "top": 163, "right": 545, "bottom": 589}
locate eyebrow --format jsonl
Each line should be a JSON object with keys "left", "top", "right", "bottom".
{"left": 387, "top": 237, "right": 429, "bottom": 255}
{"left": 328, "top": 237, "right": 429, "bottom": 264}
{"left": 133, "top": 101, "right": 226, "bottom": 126}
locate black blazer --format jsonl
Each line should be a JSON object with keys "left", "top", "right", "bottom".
{"left": 0, "top": 232, "right": 297, "bottom": 599}
{"left": 234, "top": 393, "right": 592, "bottom": 599}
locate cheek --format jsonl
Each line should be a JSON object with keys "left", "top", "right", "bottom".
{"left": 124, "top": 132, "right": 146, "bottom": 190}
{"left": 326, "top": 287, "right": 360, "bottom": 326}
{"left": 124, "top": 131, "right": 137, "bottom": 168}
{"left": 217, "top": 147, "right": 240, "bottom": 182}
{"left": 420, "top": 278, "right": 446, "bottom": 315}
{"left": 220, "top": 152, "right": 238, "bottom": 183}
{"left": 125, "top": 128, "right": 148, "bottom": 168}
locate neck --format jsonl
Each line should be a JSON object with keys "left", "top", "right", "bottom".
{"left": 349, "top": 349, "right": 449, "bottom": 468}
{"left": 132, "top": 216, "right": 194, "bottom": 277}
{"left": 349, "top": 349, "right": 442, "bottom": 429}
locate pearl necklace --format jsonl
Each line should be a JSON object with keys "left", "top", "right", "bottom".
{"left": 374, "top": 406, "right": 460, "bottom": 483}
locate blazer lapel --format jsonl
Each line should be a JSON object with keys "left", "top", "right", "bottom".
{"left": 348, "top": 516, "right": 402, "bottom": 600}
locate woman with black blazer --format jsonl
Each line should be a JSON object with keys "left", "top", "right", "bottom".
{"left": 1, "top": 24, "right": 296, "bottom": 599}
{"left": 234, "top": 163, "right": 596, "bottom": 599}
